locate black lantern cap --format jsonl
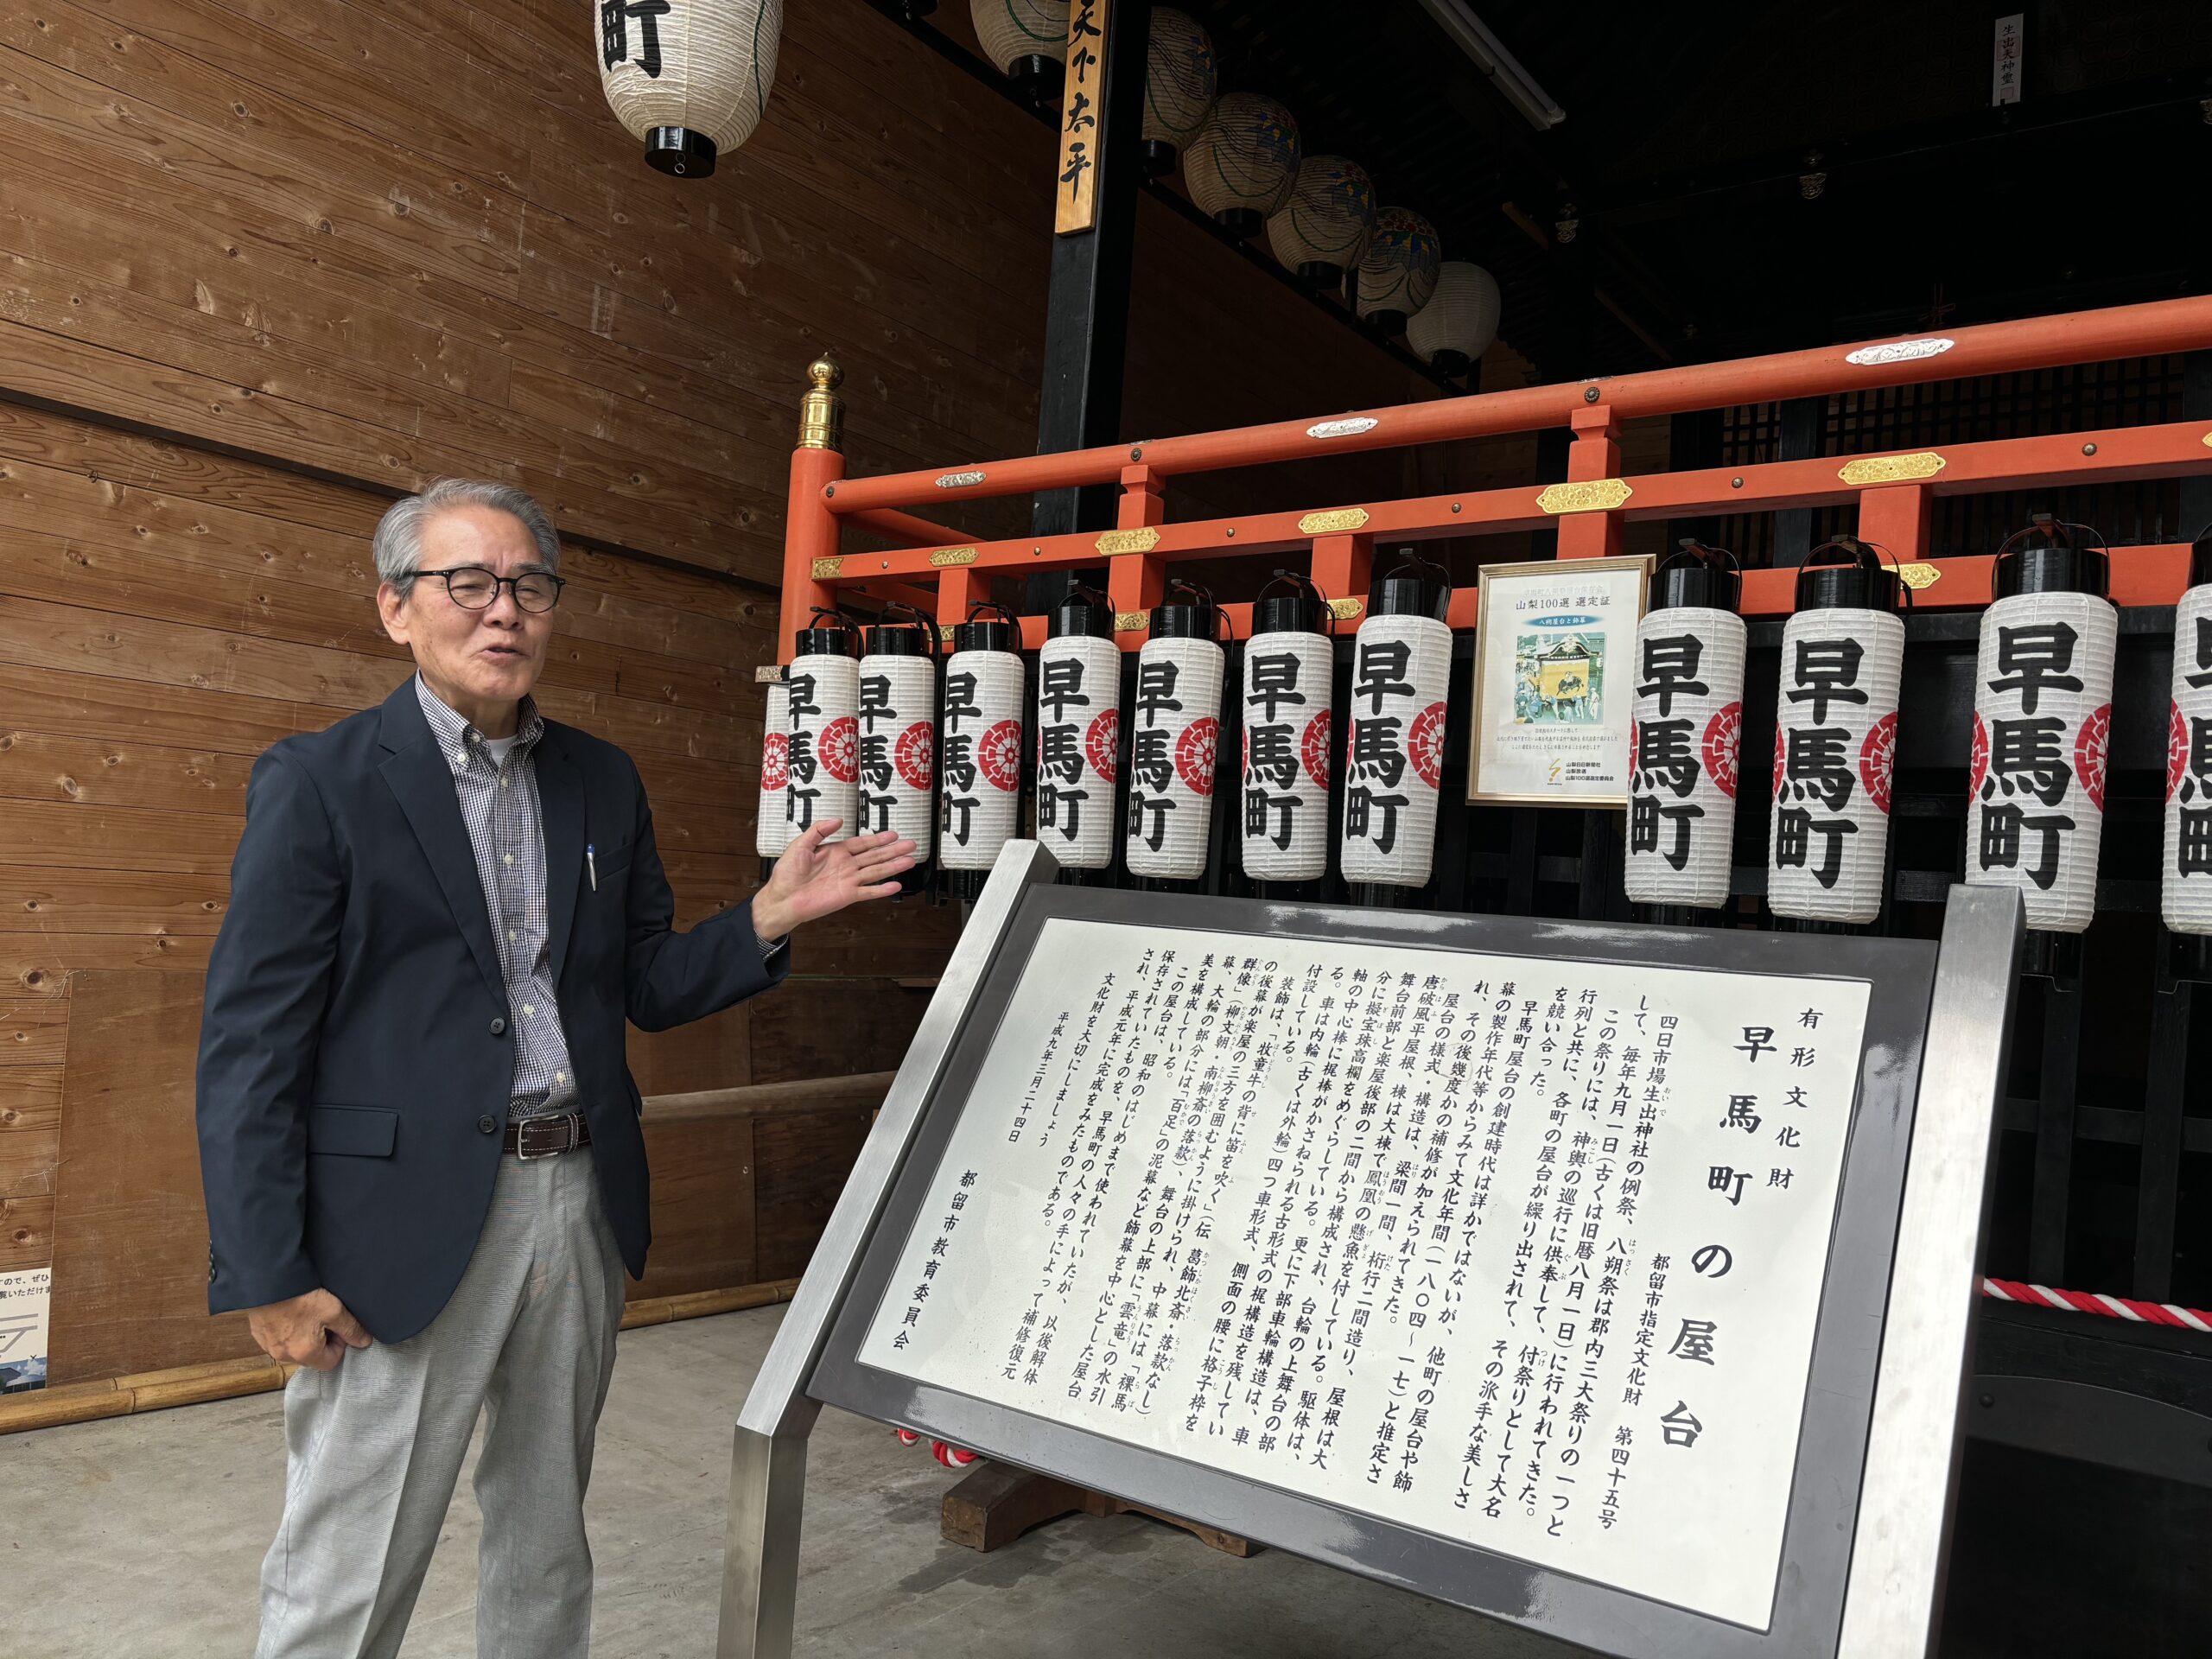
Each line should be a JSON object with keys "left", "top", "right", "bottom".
{"left": 1048, "top": 583, "right": 1115, "bottom": 640}
{"left": 1215, "top": 207, "right": 1263, "bottom": 239}
{"left": 1654, "top": 539, "right": 1742, "bottom": 614}
{"left": 1140, "top": 138, "right": 1178, "bottom": 178}
{"left": 794, "top": 607, "right": 860, "bottom": 658}
{"left": 864, "top": 600, "right": 939, "bottom": 658}
{"left": 1795, "top": 537, "right": 1902, "bottom": 613}
{"left": 1994, "top": 513, "right": 2109, "bottom": 600}
{"left": 645, "top": 127, "right": 718, "bottom": 179}
{"left": 1252, "top": 570, "right": 1329, "bottom": 637}
{"left": 1150, "top": 578, "right": 1222, "bottom": 640}
{"left": 1366, "top": 309, "right": 1411, "bottom": 338}
{"left": 953, "top": 601, "right": 1021, "bottom": 654}
{"left": 1368, "top": 548, "right": 1451, "bottom": 623}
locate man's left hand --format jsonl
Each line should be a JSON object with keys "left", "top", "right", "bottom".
{"left": 750, "top": 818, "right": 915, "bottom": 943}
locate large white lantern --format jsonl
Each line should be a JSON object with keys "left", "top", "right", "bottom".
{"left": 1407, "top": 261, "right": 1501, "bottom": 378}
{"left": 1341, "top": 557, "right": 1452, "bottom": 894}
{"left": 1126, "top": 584, "right": 1224, "bottom": 881}
{"left": 1240, "top": 574, "right": 1334, "bottom": 886}
{"left": 1183, "top": 93, "right": 1301, "bottom": 238}
{"left": 1625, "top": 543, "right": 1745, "bottom": 916}
{"left": 1265, "top": 155, "right": 1377, "bottom": 289}
{"left": 2166, "top": 535, "right": 2212, "bottom": 975}
{"left": 1141, "top": 9, "right": 1217, "bottom": 176}
{"left": 1036, "top": 588, "right": 1121, "bottom": 872}
{"left": 940, "top": 607, "right": 1028, "bottom": 886}
{"left": 1355, "top": 207, "right": 1441, "bottom": 336}
{"left": 1967, "top": 520, "right": 2116, "bottom": 952}
{"left": 757, "top": 678, "right": 793, "bottom": 867}
{"left": 596, "top": 0, "right": 784, "bottom": 177}
{"left": 785, "top": 610, "right": 861, "bottom": 843}
{"left": 971, "top": 0, "right": 1070, "bottom": 103}
{"left": 858, "top": 610, "right": 938, "bottom": 892}
{"left": 1767, "top": 542, "right": 1906, "bottom": 928}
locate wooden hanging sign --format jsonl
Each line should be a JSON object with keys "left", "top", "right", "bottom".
{"left": 1055, "top": 0, "right": 1108, "bottom": 235}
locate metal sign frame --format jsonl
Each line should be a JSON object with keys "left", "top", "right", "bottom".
{"left": 715, "top": 842, "right": 2022, "bottom": 1658}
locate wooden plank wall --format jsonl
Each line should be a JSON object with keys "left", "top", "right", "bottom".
{"left": 0, "top": 0, "right": 1559, "bottom": 1379}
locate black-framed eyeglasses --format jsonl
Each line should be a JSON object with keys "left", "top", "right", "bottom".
{"left": 416, "top": 566, "right": 565, "bottom": 613}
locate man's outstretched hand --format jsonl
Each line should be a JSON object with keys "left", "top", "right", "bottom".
{"left": 246, "top": 1288, "right": 372, "bottom": 1371}
{"left": 751, "top": 819, "right": 916, "bottom": 941}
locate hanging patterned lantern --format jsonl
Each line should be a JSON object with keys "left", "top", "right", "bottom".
{"left": 1967, "top": 518, "right": 2116, "bottom": 956}
{"left": 786, "top": 608, "right": 861, "bottom": 843}
{"left": 941, "top": 603, "right": 1028, "bottom": 888}
{"left": 2165, "top": 530, "right": 2212, "bottom": 978}
{"left": 757, "top": 678, "right": 794, "bottom": 872}
{"left": 1342, "top": 553, "right": 1452, "bottom": 896}
{"left": 1240, "top": 573, "right": 1335, "bottom": 886}
{"left": 595, "top": 0, "right": 785, "bottom": 178}
{"left": 1767, "top": 539, "right": 1905, "bottom": 928}
{"left": 1406, "top": 261, "right": 1502, "bottom": 378}
{"left": 1127, "top": 581, "right": 1224, "bottom": 881}
{"left": 1141, "top": 9, "right": 1217, "bottom": 177}
{"left": 970, "top": 0, "right": 1070, "bottom": 104}
{"left": 1625, "top": 542, "right": 1745, "bottom": 918}
{"left": 1265, "top": 155, "right": 1377, "bottom": 289}
{"left": 1182, "top": 93, "right": 1301, "bottom": 238}
{"left": 858, "top": 606, "right": 939, "bottom": 893}
{"left": 1036, "top": 586, "right": 1121, "bottom": 872}
{"left": 1355, "top": 207, "right": 1441, "bottom": 336}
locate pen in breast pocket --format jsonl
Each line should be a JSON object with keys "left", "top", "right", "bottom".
{"left": 587, "top": 843, "right": 597, "bottom": 892}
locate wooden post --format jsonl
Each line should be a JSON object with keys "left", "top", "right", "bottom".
{"left": 1557, "top": 402, "right": 1625, "bottom": 560}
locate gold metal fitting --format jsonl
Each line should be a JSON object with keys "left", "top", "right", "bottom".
{"left": 797, "top": 353, "right": 844, "bottom": 452}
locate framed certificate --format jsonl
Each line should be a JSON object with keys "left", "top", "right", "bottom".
{"left": 1467, "top": 553, "right": 1654, "bottom": 806}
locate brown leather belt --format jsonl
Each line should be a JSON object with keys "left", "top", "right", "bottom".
{"left": 504, "top": 1111, "right": 591, "bottom": 1160}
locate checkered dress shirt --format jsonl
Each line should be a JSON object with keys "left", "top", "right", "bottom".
{"left": 415, "top": 675, "right": 578, "bottom": 1124}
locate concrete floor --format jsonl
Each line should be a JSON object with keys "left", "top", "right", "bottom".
{"left": 3, "top": 1305, "right": 1576, "bottom": 1658}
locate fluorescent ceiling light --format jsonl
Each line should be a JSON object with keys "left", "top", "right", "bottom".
{"left": 1413, "top": 0, "right": 1566, "bottom": 131}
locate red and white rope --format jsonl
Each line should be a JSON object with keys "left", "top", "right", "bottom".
{"left": 1980, "top": 1276, "right": 2212, "bottom": 1333}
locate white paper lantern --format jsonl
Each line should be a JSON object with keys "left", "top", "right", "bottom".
{"left": 1355, "top": 207, "right": 1440, "bottom": 334}
{"left": 757, "top": 679, "right": 794, "bottom": 861}
{"left": 1183, "top": 93, "right": 1301, "bottom": 234}
{"left": 1141, "top": 8, "right": 1216, "bottom": 171}
{"left": 1967, "top": 590, "right": 2116, "bottom": 934}
{"left": 1407, "top": 261, "right": 1501, "bottom": 377}
{"left": 596, "top": 0, "right": 784, "bottom": 178}
{"left": 940, "top": 640, "right": 1027, "bottom": 874}
{"left": 1341, "top": 604, "right": 1452, "bottom": 889}
{"left": 1767, "top": 608, "right": 1904, "bottom": 925}
{"left": 971, "top": 0, "right": 1070, "bottom": 82}
{"left": 1240, "top": 604, "right": 1333, "bottom": 883}
{"left": 1266, "top": 155, "right": 1377, "bottom": 287}
{"left": 1127, "top": 633, "right": 1224, "bottom": 880}
{"left": 1625, "top": 608, "right": 1746, "bottom": 911}
{"left": 1036, "top": 632, "right": 1121, "bottom": 871}
{"left": 785, "top": 645, "right": 858, "bottom": 844}
{"left": 2164, "top": 580, "right": 2212, "bottom": 935}
{"left": 856, "top": 647, "right": 938, "bottom": 864}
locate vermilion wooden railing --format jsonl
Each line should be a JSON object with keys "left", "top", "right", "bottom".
{"left": 779, "top": 296, "right": 2212, "bottom": 655}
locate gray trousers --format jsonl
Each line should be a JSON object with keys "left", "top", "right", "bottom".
{"left": 255, "top": 1147, "right": 626, "bottom": 1659}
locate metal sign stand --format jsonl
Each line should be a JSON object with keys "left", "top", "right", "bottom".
{"left": 713, "top": 842, "right": 2021, "bottom": 1659}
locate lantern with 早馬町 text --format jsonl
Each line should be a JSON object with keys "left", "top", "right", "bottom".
{"left": 857, "top": 611, "right": 939, "bottom": 889}
{"left": 2165, "top": 535, "right": 2212, "bottom": 963}
{"left": 1625, "top": 543, "right": 1745, "bottom": 913}
{"left": 595, "top": 0, "right": 784, "bottom": 179}
{"left": 940, "top": 607, "right": 1028, "bottom": 879}
{"left": 1127, "top": 583, "right": 1225, "bottom": 881}
{"left": 1967, "top": 520, "right": 2116, "bottom": 937}
{"left": 1766, "top": 541, "right": 1905, "bottom": 926}
{"left": 786, "top": 610, "right": 861, "bottom": 842}
{"left": 1240, "top": 575, "right": 1334, "bottom": 884}
{"left": 757, "top": 679, "right": 794, "bottom": 864}
{"left": 1341, "top": 556, "right": 1452, "bottom": 893}
{"left": 1035, "top": 588, "right": 1121, "bottom": 871}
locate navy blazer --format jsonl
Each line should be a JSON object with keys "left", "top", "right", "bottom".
{"left": 196, "top": 678, "right": 787, "bottom": 1342}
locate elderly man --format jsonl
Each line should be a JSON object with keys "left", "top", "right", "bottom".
{"left": 196, "top": 478, "right": 911, "bottom": 1658}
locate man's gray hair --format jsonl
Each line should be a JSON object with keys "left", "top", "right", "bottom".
{"left": 373, "top": 479, "right": 560, "bottom": 594}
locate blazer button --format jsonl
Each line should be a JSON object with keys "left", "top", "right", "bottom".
{"left": 478, "top": 1114, "right": 498, "bottom": 1135}
{"left": 489, "top": 1016, "right": 507, "bottom": 1036}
